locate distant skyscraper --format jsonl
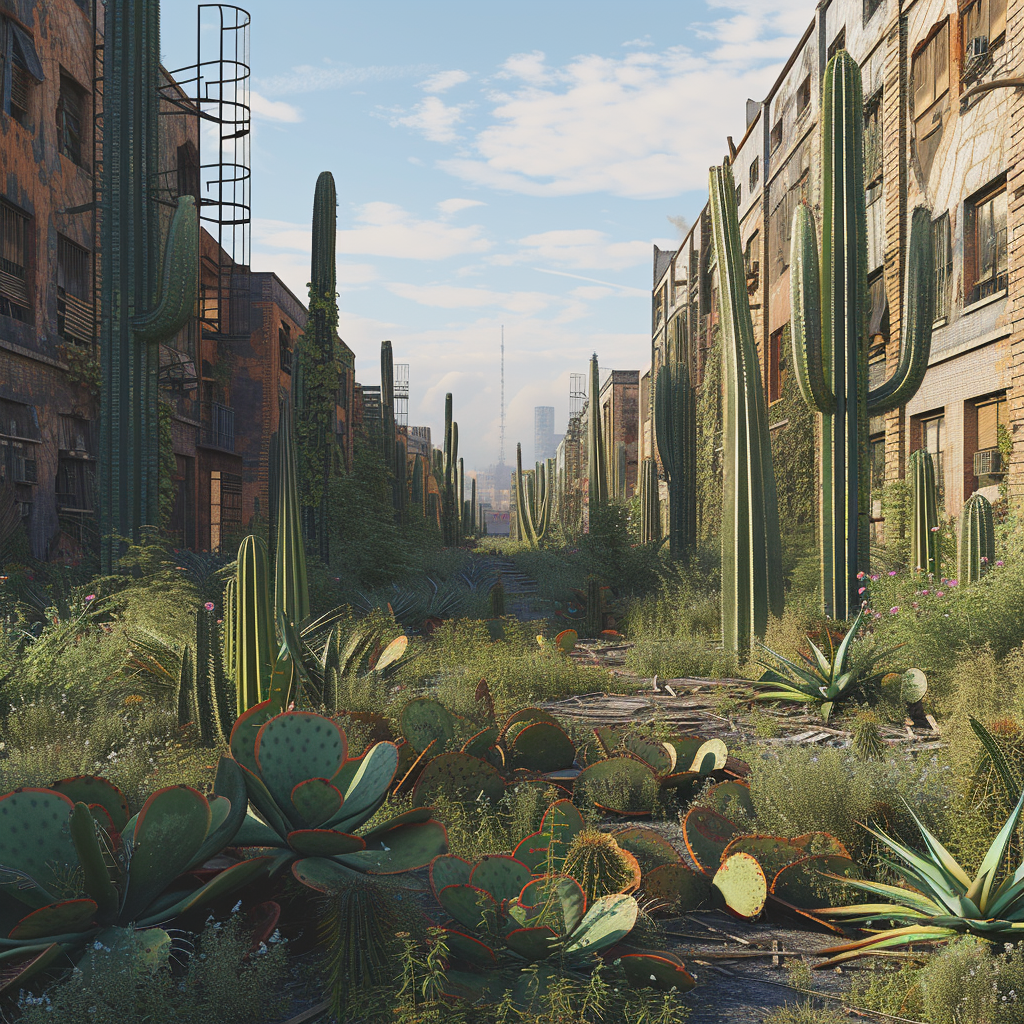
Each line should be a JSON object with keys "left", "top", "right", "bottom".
{"left": 534, "top": 406, "right": 555, "bottom": 462}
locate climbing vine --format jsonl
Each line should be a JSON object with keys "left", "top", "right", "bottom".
{"left": 157, "top": 399, "right": 176, "bottom": 529}
{"left": 695, "top": 327, "right": 722, "bottom": 545}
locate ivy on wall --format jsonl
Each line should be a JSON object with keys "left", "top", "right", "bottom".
{"left": 158, "top": 399, "right": 176, "bottom": 529}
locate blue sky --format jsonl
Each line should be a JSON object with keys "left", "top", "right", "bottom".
{"left": 162, "top": 1, "right": 810, "bottom": 473}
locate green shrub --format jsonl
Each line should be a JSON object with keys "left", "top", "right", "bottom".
{"left": 919, "top": 936, "right": 1024, "bottom": 1024}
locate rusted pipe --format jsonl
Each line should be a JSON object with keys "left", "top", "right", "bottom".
{"left": 960, "top": 76, "right": 1024, "bottom": 107}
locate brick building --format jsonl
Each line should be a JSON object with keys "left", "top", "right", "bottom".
{"left": 0, "top": 0, "right": 355, "bottom": 558}
{"left": 648, "top": 0, "right": 1024, "bottom": 538}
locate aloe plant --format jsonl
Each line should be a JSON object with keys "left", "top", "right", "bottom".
{"left": 0, "top": 769, "right": 265, "bottom": 994}
{"left": 959, "top": 492, "right": 995, "bottom": 583}
{"left": 229, "top": 705, "right": 447, "bottom": 888}
{"left": 709, "top": 162, "right": 784, "bottom": 651}
{"left": 752, "top": 609, "right": 913, "bottom": 722}
{"left": 790, "top": 50, "right": 934, "bottom": 618}
{"left": 816, "top": 788, "right": 1024, "bottom": 965}
{"left": 909, "top": 449, "right": 940, "bottom": 575}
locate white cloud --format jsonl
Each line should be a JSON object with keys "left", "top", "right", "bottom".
{"left": 437, "top": 198, "right": 486, "bottom": 216}
{"left": 494, "top": 229, "right": 652, "bottom": 272}
{"left": 386, "top": 282, "right": 554, "bottom": 315}
{"left": 420, "top": 69, "right": 471, "bottom": 93}
{"left": 622, "top": 36, "right": 654, "bottom": 48}
{"left": 495, "top": 51, "right": 551, "bottom": 85}
{"left": 256, "top": 63, "right": 434, "bottom": 96}
{"left": 249, "top": 91, "right": 302, "bottom": 123}
{"left": 391, "top": 96, "right": 469, "bottom": 143}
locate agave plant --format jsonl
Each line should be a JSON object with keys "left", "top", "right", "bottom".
{"left": 816, "top": 788, "right": 1024, "bottom": 965}
{"left": 0, "top": 767, "right": 267, "bottom": 994}
{"left": 752, "top": 608, "right": 912, "bottom": 722}
{"left": 228, "top": 703, "right": 447, "bottom": 889}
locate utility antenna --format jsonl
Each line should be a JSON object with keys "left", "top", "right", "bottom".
{"left": 499, "top": 325, "right": 506, "bottom": 465}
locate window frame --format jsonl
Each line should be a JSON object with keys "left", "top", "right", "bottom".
{"left": 931, "top": 212, "right": 953, "bottom": 324}
{"left": 767, "top": 326, "right": 785, "bottom": 404}
{"left": 796, "top": 75, "right": 811, "bottom": 116}
{"left": 56, "top": 71, "right": 85, "bottom": 166}
{"left": 964, "top": 178, "right": 1008, "bottom": 306}
{"left": 0, "top": 198, "right": 31, "bottom": 322}
{"left": 961, "top": 0, "right": 1007, "bottom": 67}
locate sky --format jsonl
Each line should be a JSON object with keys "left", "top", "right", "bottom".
{"left": 161, "top": 0, "right": 812, "bottom": 474}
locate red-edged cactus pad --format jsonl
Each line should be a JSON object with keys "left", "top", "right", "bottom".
{"left": 291, "top": 856, "right": 368, "bottom": 894}
{"left": 702, "top": 779, "right": 755, "bottom": 819}
{"left": 613, "top": 827, "right": 684, "bottom": 872}
{"left": 512, "top": 799, "right": 584, "bottom": 872}
{"left": 620, "top": 951, "right": 696, "bottom": 992}
{"left": 412, "top": 752, "right": 506, "bottom": 807}
{"left": 643, "top": 863, "right": 712, "bottom": 911}
{"left": 501, "top": 708, "right": 559, "bottom": 738}
{"left": 400, "top": 698, "right": 455, "bottom": 755}
{"left": 620, "top": 735, "right": 675, "bottom": 775}
{"left": 469, "top": 855, "right": 533, "bottom": 904}
{"left": 443, "top": 928, "right": 497, "bottom": 968}
{"left": 255, "top": 713, "right": 347, "bottom": 808}
{"left": 372, "top": 634, "right": 408, "bottom": 673}
{"left": 237, "top": 763, "right": 292, "bottom": 838}
{"left": 515, "top": 875, "right": 586, "bottom": 935}
{"left": 360, "top": 806, "right": 435, "bottom": 841}
{"left": 574, "top": 757, "right": 657, "bottom": 817}
{"left": 285, "top": 829, "right": 366, "bottom": 856}
{"left": 722, "top": 835, "right": 810, "bottom": 879}
{"left": 682, "top": 807, "right": 744, "bottom": 874}
{"left": 342, "top": 819, "right": 448, "bottom": 874}
{"left": 0, "top": 788, "right": 77, "bottom": 908}
{"left": 685, "top": 738, "right": 728, "bottom": 774}
{"left": 121, "top": 786, "right": 212, "bottom": 923}
{"left": 770, "top": 854, "right": 861, "bottom": 908}
{"left": 790, "top": 832, "right": 850, "bottom": 858}
{"left": 429, "top": 854, "right": 472, "bottom": 899}
{"left": 563, "top": 893, "right": 638, "bottom": 956}
{"left": 229, "top": 700, "right": 275, "bottom": 775}
{"left": 462, "top": 726, "right": 499, "bottom": 758}
{"left": 505, "top": 924, "right": 560, "bottom": 961}
{"left": 9, "top": 898, "right": 98, "bottom": 940}
{"left": 290, "top": 778, "right": 344, "bottom": 828}
{"left": 510, "top": 722, "right": 575, "bottom": 773}
{"left": 592, "top": 725, "right": 621, "bottom": 756}
{"left": 50, "top": 777, "right": 129, "bottom": 832}
{"left": 438, "top": 883, "right": 499, "bottom": 933}
{"left": 87, "top": 803, "right": 118, "bottom": 839}
{"left": 554, "top": 629, "right": 577, "bottom": 654}
{"left": 712, "top": 852, "right": 767, "bottom": 919}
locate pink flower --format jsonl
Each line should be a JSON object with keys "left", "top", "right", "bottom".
{"left": 937, "top": 591, "right": 944, "bottom": 597}
{"left": 204, "top": 601, "right": 215, "bottom": 612}
{"left": 921, "top": 589, "right": 929, "bottom": 595}
{"left": 858, "top": 587, "right": 866, "bottom": 594}
{"left": 871, "top": 575, "right": 879, "bottom": 582}
{"left": 857, "top": 571, "right": 865, "bottom": 580}
{"left": 981, "top": 556, "right": 989, "bottom": 563}
{"left": 949, "top": 579, "right": 958, "bottom": 587}
{"left": 85, "top": 594, "right": 95, "bottom": 602}
{"left": 930, "top": 526, "right": 940, "bottom": 532}
{"left": 997, "top": 560, "right": 1005, "bottom": 567}
{"left": 888, "top": 571, "right": 896, "bottom": 576}
{"left": 889, "top": 606, "right": 899, "bottom": 615}
{"left": 912, "top": 602, "right": 919, "bottom": 609}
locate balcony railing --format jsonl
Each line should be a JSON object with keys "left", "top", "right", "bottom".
{"left": 202, "top": 402, "right": 235, "bottom": 452}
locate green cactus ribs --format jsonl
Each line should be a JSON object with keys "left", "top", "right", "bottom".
{"left": 959, "top": 491, "right": 995, "bottom": 582}
{"left": 789, "top": 49, "right": 934, "bottom": 618}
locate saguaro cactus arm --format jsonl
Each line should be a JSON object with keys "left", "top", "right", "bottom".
{"left": 867, "top": 207, "right": 935, "bottom": 416}
{"left": 789, "top": 204, "right": 833, "bottom": 414}
{"left": 132, "top": 195, "right": 199, "bottom": 344}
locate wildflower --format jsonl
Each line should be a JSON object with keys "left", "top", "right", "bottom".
{"left": 888, "top": 570, "right": 896, "bottom": 576}
{"left": 858, "top": 587, "right": 866, "bottom": 595}
{"left": 890, "top": 607, "right": 899, "bottom": 615}
{"left": 949, "top": 579, "right": 958, "bottom": 586}
{"left": 871, "top": 574, "right": 879, "bottom": 581}
{"left": 982, "top": 556, "right": 989, "bottom": 563}
{"left": 997, "top": 560, "right": 1005, "bottom": 566}
{"left": 85, "top": 593, "right": 95, "bottom": 602}
{"left": 204, "top": 601, "right": 215, "bottom": 612}
{"left": 857, "top": 571, "right": 865, "bottom": 579}
{"left": 937, "top": 591, "right": 944, "bottom": 597}
{"left": 930, "top": 526, "right": 940, "bottom": 532}
{"left": 921, "top": 590, "right": 929, "bottom": 595}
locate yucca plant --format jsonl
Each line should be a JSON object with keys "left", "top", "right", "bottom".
{"left": 752, "top": 608, "right": 904, "bottom": 722}
{"left": 816, "top": 788, "right": 1024, "bottom": 965}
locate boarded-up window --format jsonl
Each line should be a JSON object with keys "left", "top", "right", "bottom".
{"left": 977, "top": 395, "right": 1007, "bottom": 450}
{"left": 864, "top": 93, "right": 883, "bottom": 185}
{"left": 912, "top": 25, "right": 949, "bottom": 180}
{"left": 210, "top": 470, "right": 243, "bottom": 550}
{"left": 57, "top": 73, "right": 85, "bottom": 165}
{"left": 0, "top": 399, "right": 39, "bottom": 440}
{"left": 0, "top": 200, "right": 30, "bottom": 321}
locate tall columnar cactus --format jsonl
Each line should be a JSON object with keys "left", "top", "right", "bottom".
{"left": 395, "top": 434, "right": 408, "bottom": 517}
{"left": 275, "top": 394, "right": 310, "bottom": 629}
{"left": 790, "top": 50, "right": 934, "bottom": 618}
{"left": 909, "top": 449, "right": 940, "bottom": 576}
{"left": 99, "top": 0, "right": 198, "bottom": 570}
{"left": 588, "top": 354, "right": 608, "bottom": 510}
{"left": 655, "top": 360, "right": 696, "bottom": 558}
{"left": 959, "top": 492, "right": 995, "bottom": 583}
{"left": 193, "top": 605, "right": 233, "bottom": 746}
{"left": 470, "top": 476, "right": 477, "bottom": 536}
{"left": 234, "top": 535, "right": 274, "bottom": 715}
{"left": 381, "top": 340, "right": 401, "bottom": 514}
{"left": 295, "top": 171, "right": 342, "bottom": 561}
{"left": 441, "top": 394, "right": 459, "bottom": 545}
{"left": 638, "top": 457, "right": 660, "bottom": 545}
{"left": 584, "top": 577, "right": 604, "bottom": 638}
{"left": 458, "top": 457, "right": 465, "bottom": 545}
{"left": 411, "top": 452, "right": 425, "bottom": 515}
{"left": 613, "top": 442, "right": 627, "bottom": 500}
{"left": 709, "top": 162, "right": 784, "bottom": 651}
{"left": 515, "top": 444, "right": 538, "bottom": 547}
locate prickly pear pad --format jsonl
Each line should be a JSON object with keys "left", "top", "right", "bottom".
{"left": 255, "top": 713, "right": 347, "bottom": 809}
{"left": 469, "top": 855, "right": 532, "bottom": 904}
{"left": 8, "top": 899, "right": 98, "bottom": 940}
{"left": 0, "top": 788, "right": 77, "bottom": 909}
{"left": 290, "top": 778, "right": 344, "bottom": 828}
{"left": 49, "top": 777, "right": 129, "bottom": 832}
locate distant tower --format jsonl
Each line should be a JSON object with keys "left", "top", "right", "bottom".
{"left": 395, "top": 363, "right": 409, "bottom": 426}
{"left": 499, "top": 325, "right": 505, "bottom": 465}
{"left": 534, "top": 407, "right": 555, "bottom": 462}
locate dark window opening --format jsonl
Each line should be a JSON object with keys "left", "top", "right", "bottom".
{"left": 768, "top": 327, "right": 785, "bottom": 403}
{"left": 749, "top": 156, "right": 759, "bottom": 191}
{"left": 796, "top": 76, "right": 811, "bottom": 114}
{"left": 965, "top": 180, "right": 1007, "bottom": 305}
{"left": 1, "top": 19, "right": 42, "bottom": 127}
{"left": 279, "top": 321, "right": 292, "bottom": 374}
{"left": 870, "top": 434, "right": 886, "bottom": 491}
{"left": 56, "top": 456, "right": 94, "bottom": 510}
{"left": 770, "top": 119, "right": 783, "bottom": 152}
{"left": 735, "top": 183, "right": 742, "bottom": 209}
{"left": 176, "top": 141, "right": 200, "bottom": 202}
{"left": 57, "top": 235, "right": 92, "bottom": 344}
{"left": 912, "top": 24, "right": 949, "bottom": 180}
{"left": 828, "top": 28, "right": 847, "bottom": 63}
{"left": 57, "top": 73, "right": 85, "bottom": 165}
{"left": 864, "top": 92, "right": 883, "bottom": 185}
{"left": 962, "top": 0, "right": 1007, "bottom": 70}
{"left": 932, "top": 212, "right": 952, "bottom": 322}
{"left": 864, "top": 0, "right": 883, "bottom": 22}
{"left": 0, "top": 199, "right": 30, "bottom": 322}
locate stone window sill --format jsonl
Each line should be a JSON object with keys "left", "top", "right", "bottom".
{"left": 962, "top": 289, "right": 1007, "bottom": 316}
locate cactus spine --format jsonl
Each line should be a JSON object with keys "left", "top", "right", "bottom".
{"left": 588, "top": 354, "right": 608, "bottom": 510}
{"left": 790, "top": 50, "right": 934, "bottom": 618}
{"left": 959, "top": 492, "right": 995, "bottom": 583}
{"left": 709, "top": 162, "right": 784, "bottom": 652}
{"left": 655, "top": 358, "right": 696, "bottom": 558}
{"left": 638, "top": 457, "right": 660, "bottom": 544}
{"left": 99, "top": 0, "right": 198, "bottom": 570}
{"left": 909, "top": 449, "right": 940, "bottom": 576}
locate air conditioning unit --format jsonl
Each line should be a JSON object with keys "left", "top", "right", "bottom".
{"left": 965, "top": 36, "right": 989, "bottom": 61}
{"left": 974, "top": 448, "right": 1004, "bottom": 477}
{"left": 13, "top": 456, "right": 37, "bottom": 484}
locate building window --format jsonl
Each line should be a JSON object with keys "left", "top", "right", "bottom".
{"left": 56, "top": 73, "right": 85, "bottom": 165}
{"left": 56, "top": 457, "right": 94, "bottom": 511}
{"left": 57, "top": 235, "right": 92, "bottom": 344}
{"left": 828, "top": 28, "right": 847, "bottom": 63}
{"left": 864, "top": 0, "right": 883, "bottom": 22}
{"left": 770, "top": 181, "right": 807, "bottom": 280}
{"left": 976, "top": 393, "right": 1007, "bottom": 448}
{"left": 279, "top": 321, "right": 292, "bottom": 374}
{"left": 912, "top": 25, "right": 949, "bottom": 180}
{"left": 932, "top": 212, "right": 952, "bottom": 323}
{"left": 210, "top": 470, "right": 242, "bottom": 551}
{"left": 870, "top": 434, "right": 886, "bottom": 491}
{"left": 767, "top": 327, "right": 785, "bottom": 403}
{"left": 921, "top": 414, "right": 945, "bottom": 499}
{"left": 749, "top": 156, "right": 759, "bottom": 192}
{"left": 0, "top": 200, "right": 30, "bottom": 322}
{"left": 965, "top": 180, "right": 1007, "bottom": 305}
{"left": 962, "top": 0, "right": 1007, "bottom": 65}
{"left": 796, "top": 76, "right": 811, "bottom": 115}
{"left": 177, "top": 141, "right": 199, "bottom": 202}
{"left": 770, "top": 119, "right": 783, "bottom": 152}
{"left": 864, "top": 92, "right": 883, "bottom": 185}
{"left": 735, "top": 182, "right": 742, "bottom": 208}
{"left": 1, "top": 18, "right": 42, "bottom": 126}
{"left": 58, "top": 414, "right": 92, "bottom": 454}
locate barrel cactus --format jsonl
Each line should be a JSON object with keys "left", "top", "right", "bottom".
{"left": 959, "top": 491, "right": 995, "bottom": 583}
{"left": 789, "top": 50, "right": 934, "bottom": 617}
{"left": 909, "top": 449, "right": 940, "bottom": 576}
